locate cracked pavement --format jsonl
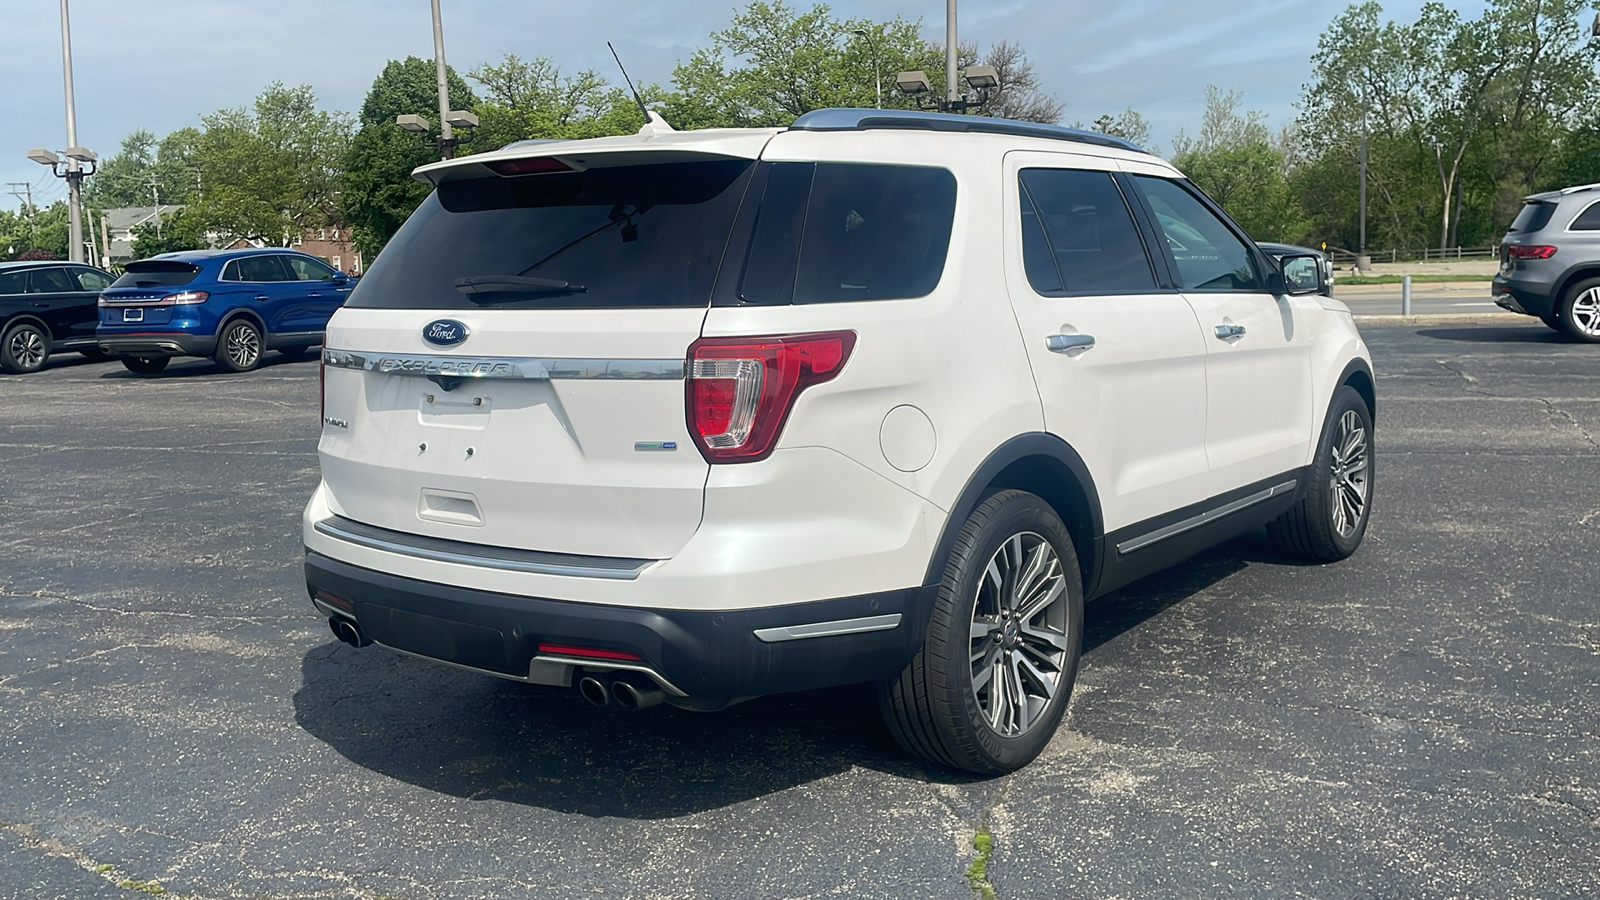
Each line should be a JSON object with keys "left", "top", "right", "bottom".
{"left": 1, "top": 325, "right": 1597, "bottom": 898}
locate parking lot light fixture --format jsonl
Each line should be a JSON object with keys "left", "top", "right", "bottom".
{"left": 895, "top": 71, "right": 932, "bottom": 96}
{"left": 27, "top": 149, "right": 62, "bottom": 166}
{"left": 444, "top": 110, "right": 479, "bottom": 130}
{"left": 396, "top": 114, "right": 431, "bottom": 134}
{"left": 64, "top": 146, "right": 97, "bottom": 163}
{"left": 963, "top": 66, "right": 998, "bottom": 90}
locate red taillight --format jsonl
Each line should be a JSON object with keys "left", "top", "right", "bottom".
{"left": 1507, "top": 245, "right": 1557, "bottom": 259}
{"left": 686, "top": 331, "right": 856, "bottom": 463}
{"left": 165, "top": 290, "right": 209, "bottom": 305}
{"left": 486, "top": 156, "right": 573, "bottom": 176}
{"left": 319, "top": 355, "right": 326, "bottom": 423}
{"left": 537, "top": 643, "right": 643, "bottom": 661}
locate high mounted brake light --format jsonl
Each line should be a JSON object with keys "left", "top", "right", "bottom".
{"left": 486, "top": 157, "right": 573, "bottom": 176}
{"left": 686, "top": 331, "right": 856, "bottom": 463}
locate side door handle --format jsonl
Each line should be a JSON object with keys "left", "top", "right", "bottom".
{"left": 1214, "top": 323, "right": 1246, "bottom": 340}
{"left": 1045, "top": 333, "right": 1096, "bottom": 353}
{"left": 254, "top": 294, "right": 270, "bottom": 302}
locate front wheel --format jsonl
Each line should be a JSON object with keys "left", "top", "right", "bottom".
{"left": 879, "top": 490, "right": 1083, "bottom": 775}
{"left": 215, "top": 319, "right": 263, "bottom": 372}
{"left": 1268, "top": 385, "right": 1374, "bottom": 561}
{"left": 1, "top": 322, "right": 50, "bottom": 374}
{"left": 1556, "top": 278, "right": 1600, "bottom": 343}
{"left": 121, "top": 356, "right": 169, "bottom": 375}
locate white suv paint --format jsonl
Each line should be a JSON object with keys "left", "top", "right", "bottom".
{"left": 304, "top": 109, "right": 1375, "bottom": 774}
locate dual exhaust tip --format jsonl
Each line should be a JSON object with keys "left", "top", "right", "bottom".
{"left": 579, "top": 674, "right": 665, "bottom": 711}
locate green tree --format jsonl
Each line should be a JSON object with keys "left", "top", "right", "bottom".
{"left": 174, "top": 83, "right": 350, "bottom": 248}
{"left": 83, "top": 128, "right": 203, "bottom": 211}
{"left": 467, "top": 54, "right": 647, "bottom": 147}
{"left": 130, "top": 207, "right": 208, "bottom": 258}
{"left": 0, "top": 202, "right": 69, "bottom": 260}
{"left": 1171, "top": 87, "right": 1305, "bottom": 243}
{"left": 342, "top": 57, "right": 477, "bottom": 262}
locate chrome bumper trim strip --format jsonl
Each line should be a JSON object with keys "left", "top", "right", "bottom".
{"left": 313, "top": 516, "right": 653, "bottom": 580}
{"left": 752, "top": 613, "right": 904, "bottom": 643}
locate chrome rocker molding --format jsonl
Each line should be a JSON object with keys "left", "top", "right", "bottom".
{"left": 752, "top": 613, "right": 904, "bottom": 643}
{"left": 323, "top": 349, "right": 685, "bottom": 381}
{"left": 313, "top": 515, "right": 654, "bottom": 580}
{"left": 1116, "top": 480, "right": 1299, "bottom": 555}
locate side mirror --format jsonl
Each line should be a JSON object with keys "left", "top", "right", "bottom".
{"left": 1274, "top": 254, "right": 1323, "bottom": 296}
{"left": 329, "top": 273, "right": 350, "bottom": 285}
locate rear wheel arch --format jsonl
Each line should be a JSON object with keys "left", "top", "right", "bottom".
{"left": 3, "top": 314, "right": 54, "bottom": 343}
{"left": 217, "top": 308, "right": 267, "bottom": 337}
{"left": 925, "top": 434, "right": 1104, "bottom": 596}
{"left": 1554, "top": 265, "right": 1600, "bottom": 309}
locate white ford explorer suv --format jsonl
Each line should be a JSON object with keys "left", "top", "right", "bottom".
{"left": 304, "top": 109, "right": 1375, "bottom": 774}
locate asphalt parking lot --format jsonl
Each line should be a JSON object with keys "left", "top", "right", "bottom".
{"left": 2, "top": 326, "right": 1597, "bottom": 900}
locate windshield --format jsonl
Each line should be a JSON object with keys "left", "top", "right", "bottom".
{"left": 348, "top": 159, "right": 755, "bottom": 310}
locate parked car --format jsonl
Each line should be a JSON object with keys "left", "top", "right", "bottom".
{"left": 1257, "top": 242, "right": 1333, "bottom": 297}
{"left": 1492, "top": 183, "right": 1600, "bottom": 341}
{"left": 0, "top": 260, "right": 117, "bottom": 374}
{"left": 302, "top": 108, "right": 1373, "bottom": 774}
{"left": 97, "top": 248, "right": 354, "bottom": 374}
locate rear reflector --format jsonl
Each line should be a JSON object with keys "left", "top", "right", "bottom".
{"left": 537, "top": 643, "right": 643, "bottom": 661}
{"left": 687, "top": 331, "right": 856, "bottom": 463}
{"left": 1506, "top": 245, "right": 1557, "bottom": 259}
{"left": 486, "top": 157, "right": 573, "bottom": 176}
{"left": 315, "top": 590, "right": 352, "bottom": 611}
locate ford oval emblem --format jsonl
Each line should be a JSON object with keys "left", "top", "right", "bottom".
{"left": 422, "top": 319, "right": 469, "bottom": 347}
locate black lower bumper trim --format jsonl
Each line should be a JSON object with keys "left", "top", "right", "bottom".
{"left": 304, "top": 551, "right": 935, "bottom": 698}
{"left": 98, "top": 333, "right": 216, "bottom": 358}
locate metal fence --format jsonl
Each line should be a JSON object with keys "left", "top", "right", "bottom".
{"left": 1327, "top": 246, "right": 1499, "bottom": 265}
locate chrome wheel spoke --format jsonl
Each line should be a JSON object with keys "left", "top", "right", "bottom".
{"left": 1328, "top": 409, "right": 1370, "bottom": 538}
{"left": 968, "top": 530, "right": 1072, "bottom": 737}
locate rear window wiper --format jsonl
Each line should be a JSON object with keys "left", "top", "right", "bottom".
{"left": 454, "top": 275, "right": 588, "bottom": 299}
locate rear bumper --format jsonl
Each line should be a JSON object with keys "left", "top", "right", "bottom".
{"left": 97, "top": 332, "right": 215, "bottom": 358}
{"left": 304, "top": 550, "right": 933, "bottom": 699}
{"left": 1492, "top": 274, "right": 1556, "bottom": 318}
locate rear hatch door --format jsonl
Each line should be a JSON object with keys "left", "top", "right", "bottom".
{"left": 319, "top": 149, "right": 763, "bottom": 561}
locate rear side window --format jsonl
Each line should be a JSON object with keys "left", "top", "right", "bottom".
{"left": 1508, "top": 201, "right": 1557, "bottom": 234}
{"left": 739, "top": 162, "right": 957, "bottom": 304}
{"left": 74, "top": 268, "right": 113, "bottom": 291}
{"left": 1019, "top": 169, "right": 1156, "bottom": 295}
{"left": 230, "top": 256, "right": 291, "bottom": 282}
{"left": 26, "top": 268, "right": 75, "bottom": 293}
{"left": 111, "top": 261, "right": 201, "bottom": 289}
{"left": 1569, "top": 200, "right": 1600, "bottom": 231}
{"left": 286, "top": 256, "right": 339, "bottom": 280}
{"left": 349, "top": 159, "right": 754, "bottom": 310}
{"left": 0, "top": 271, "right": 24, "bottom": 295}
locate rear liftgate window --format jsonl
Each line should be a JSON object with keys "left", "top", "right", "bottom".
{"left": 111, "top": 261, "right": 202, "bottom": 289}
{"left": 738, "top": 162, "right": 957, "bottom": 304}
{"left": 349, "top": 159, "right": 755, "bottom": 310}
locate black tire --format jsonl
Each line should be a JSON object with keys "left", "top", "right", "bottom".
{"left": 121, "top": 356, "right": 169, "bottom": 375}
{"left": 1555, "top": 277, "right": 1600, "bottom": 343}
{"left": 215, "top": 319, "right": 263, "bottom": 372}
{"left": 878, "top": 490, "right": 1083, "bottom": 775}
{"left": 1267, "top": 385, "right": 1374, "bottom": 562}
{"left": 1, "top": 322, "right": 51, "bottom": 374}
{"left": 1539, "top": 313, "right": 1563, "bottom": 332}
{"left": 78, "top": 346, "right": 111, "bottom": 361}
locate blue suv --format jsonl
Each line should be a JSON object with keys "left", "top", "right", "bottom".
{"left": 97, "top": 249, "right": 354, "bottom": 374}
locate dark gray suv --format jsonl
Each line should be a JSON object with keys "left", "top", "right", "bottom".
{"left": 1493, "top": 183, "right": 1600, "bottom": 342}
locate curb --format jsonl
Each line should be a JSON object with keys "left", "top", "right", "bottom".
{"left": 1352, "top": 313, "right": 1530, "bottom": 327}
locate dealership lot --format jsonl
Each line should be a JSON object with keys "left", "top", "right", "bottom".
{"left": 1, "top": 325, "right": 1597, "bottom": 899}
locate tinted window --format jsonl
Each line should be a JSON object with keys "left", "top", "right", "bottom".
{"left": 350, "top": 160, "right": 753, "bottom": 310}
{"left": 234, "top": 255, "right": 291, "bottom": 282}
{"left": 1134, "top": 176, "right": 1262, "bottom": 292}
{"left": 0, "top": 271, "right": 24, "bottom": 295}
{"left": 112, "top": 261, "right": 201, "bottom": 288}
{"left": 27, "top": 268, "right": 76, "bottom": 293}
{"left": 286, "top": 255, "right": 338, "bottom": 280}
{"left": 740, "top": 163, "right": 956, "bottom": 304}
{"left": 1508, "top": 201, "right": 1557, "bottom": 234}
{"left": 1019, "top": 169, "right": 1156, "bottom": 294}
{"left": 1569, "top": 200, "right": 1600, "bottom": 231}
{"left": 73, "top": 268, "right": 114, "bottom": 291}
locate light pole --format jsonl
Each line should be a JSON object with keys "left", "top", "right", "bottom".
{"left": 851, "top": 29, "right": 882, "bottom": 109}
{"left": 397, "top": 0, "right": 478, "bottom": 159}
{"left": 946, "top": 0, "right": 958, "bottom": 108}
{"left": 42, "top": 0, "right": 95, "bottom": 262}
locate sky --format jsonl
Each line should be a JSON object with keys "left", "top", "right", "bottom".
{"left": 0, "top": 0, "right": 1487, "bottom": 212}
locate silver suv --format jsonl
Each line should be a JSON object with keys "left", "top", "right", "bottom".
{"left": 1493, "top": 183, "right": 1600, "bottom": 341}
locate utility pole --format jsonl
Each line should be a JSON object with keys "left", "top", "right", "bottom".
{"left": 59, "top": 0, "right": 85, "bottom": 262}
{"left": 945, "top": 0, "right": 959, "bottom": 108}
{"left": 431, "top": 0, "right": 453, "bottom": 160}
{"left": 1357, "top": 107, "right": 1369, "bottom": 274}
{"left": 5, "top": 184, "right": 35, "bottom": 239}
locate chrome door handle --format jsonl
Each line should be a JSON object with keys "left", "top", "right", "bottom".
{"left": 254, "top": 294, "right": 270, "bottom": 302}
{"left": 1045, "top": 333, "right": 1096, "bottom": 353}
{"left": 1214, "top": 324, "right": 1246, "bottom": 340}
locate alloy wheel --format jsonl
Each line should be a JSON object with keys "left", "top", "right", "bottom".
{"left": 1328, "top": 409, "right": 1369, "bottom": 538}
{"left": 1571, "top": 287, "right": 1600, "bottom": 337}
{"left": 226, "top": 324, "right": 261, "bottom": 369}
{"left": 968, "top": 532, "right": 1072, "bottom": 737}
{"left": 9, "top": 328, "right": 45, "bottom": 370}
